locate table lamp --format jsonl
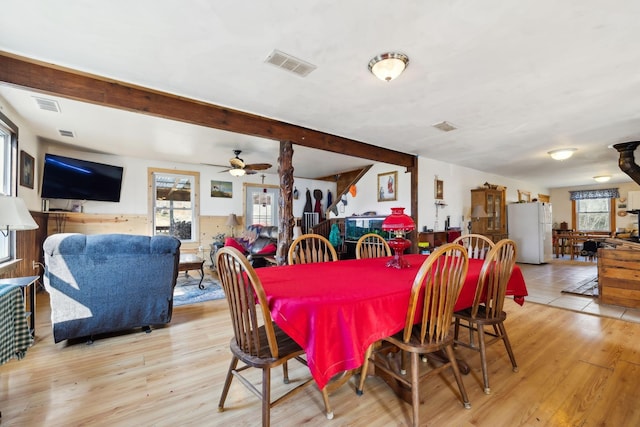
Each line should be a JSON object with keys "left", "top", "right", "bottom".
{"left": 226, "top": 213, "right": 240, "bottom": 237}
{"left": 0, "top": 195, "right": 38, "bottom": 236}
{"left": 469, "top": 205, "right": 488, "bottom": 233}
{"left": 382, "top": 207, "right": 416, "bottom": 269}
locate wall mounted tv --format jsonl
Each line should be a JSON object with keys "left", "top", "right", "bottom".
{"left": 41, "top": 153, "right": 124, "bottom": 202}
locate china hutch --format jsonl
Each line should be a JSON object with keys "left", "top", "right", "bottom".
{"left": 470, "top": 187, "right": 507, "bottom": 242}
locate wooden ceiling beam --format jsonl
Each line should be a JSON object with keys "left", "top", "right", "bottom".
{"left": 0, "top": 52, "right": 415, "bottom": 169}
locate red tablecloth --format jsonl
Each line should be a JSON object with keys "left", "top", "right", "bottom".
{"left": 256, "top": 254, "right": 527, "bottom": 390}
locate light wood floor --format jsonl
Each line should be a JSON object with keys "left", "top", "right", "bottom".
{"left": 2, "top": 264, "right": 640, "bottom": 426}
{"left": 521, "top": 256, "right": 640, "bottom": 323}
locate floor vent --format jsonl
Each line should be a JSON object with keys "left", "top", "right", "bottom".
{"left": 33, "top": 96, "right": 61, "bottom": 113}
{"left": 58, "top": 129, "right": 75, "bottom": 138}
{"left": 264, "top": 49, "right": 316, "bottom": 77}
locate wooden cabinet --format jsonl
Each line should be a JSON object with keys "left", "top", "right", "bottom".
{"left": 470, "top": 188, "right": 507, "bottom": 242}
{"left": 598, "top": 247, "right": 640, "bottom": 308}
{"left": 418, "top": 229, "right": 462, "bottom": 250}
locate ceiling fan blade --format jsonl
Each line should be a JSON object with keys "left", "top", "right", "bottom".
{"left": 244, "top": 163, "right": 272, "bottom": 171}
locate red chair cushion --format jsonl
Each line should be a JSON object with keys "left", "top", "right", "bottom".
{"left": 224, "top": 237, "right": 247, "bottom": 253}
{"left": 257, "top": 243, "right": 277, "bottom": 255}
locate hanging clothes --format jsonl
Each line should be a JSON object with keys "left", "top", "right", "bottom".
{"left": 313, "top": 189, "right": 323, "bottom": 220}
{"left": 327, "top": 190, "right": 333, "bottom": 212}
{"left": 303, "top": 189, "right": 312, "bottom": 214}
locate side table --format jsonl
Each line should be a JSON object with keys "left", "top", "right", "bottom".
{"left": 0, "top": 275, "right": 38, "bottom": 337}
{"left": 178, "top": 255, "right": 205, "bottom": 290}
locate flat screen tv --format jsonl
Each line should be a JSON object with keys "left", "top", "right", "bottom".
{"left": 41, "top": 153, "right": 124, "bottom": 202}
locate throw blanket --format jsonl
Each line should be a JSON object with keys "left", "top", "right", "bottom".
{"left": 0, "top": 284, "right": 33, "bottom": 364}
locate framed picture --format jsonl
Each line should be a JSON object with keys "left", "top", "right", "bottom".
{"left": 435, "top": 178, "right": 444, "bottom": 200}
{"left": 211, "top": 180, "right": 233, "bottom": 198}
{"left": 20, "top": 150, "right": 35, "bottom": 189}
{"left": 377, "top": 171, "right": 397, "bottom": 202}
{"left": 518, "top": 190, "right": 531, "bottom": 202}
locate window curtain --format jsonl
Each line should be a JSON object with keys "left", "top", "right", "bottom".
{"left": 569, "top": 188, "right": 620, "bottom": 200}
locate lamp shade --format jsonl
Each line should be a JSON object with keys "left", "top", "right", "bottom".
{"left": 229, "top": 168, "right": 245, "bottom": 177}
{"left": 0, "top": 196, "right": 38, "bottom": 232}
{"left": 226, "top": 213, "right": 240, "bottom": 227}
{"left": 382, "top": 207, "right": 415, "bottom": 232}
{"left": 368, "top": 52, "right": 409, "bottom": 82}
{"left": 471, "top": 205, "right": 488, "bottom": 219}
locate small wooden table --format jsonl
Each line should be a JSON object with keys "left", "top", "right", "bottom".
{"left": 178, "top": 255, "right": 205, "bottom": 289}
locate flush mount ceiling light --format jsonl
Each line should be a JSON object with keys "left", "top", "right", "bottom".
{"left": 593, "top": 175, "right": 611, "bottom": 183}
{"left": 368, "top": 52, "right": 409, "bottom": 82}
{"left": 548, "top": 148, "right": 577, "bottom": 161}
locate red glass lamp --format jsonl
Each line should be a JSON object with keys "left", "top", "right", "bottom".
{"left": 382, "top": 207, "right": 416, "bottom": 269}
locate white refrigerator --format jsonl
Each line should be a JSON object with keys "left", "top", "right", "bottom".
{"left": 507, "top": 202, "right": 553, "bottom": 264}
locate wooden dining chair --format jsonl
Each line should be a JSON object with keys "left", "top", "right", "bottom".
{"left": 452, "top": 233, "right": 495, "bottom": 259}
{"left": 356, "top": 243, "right": 471, "bottom": 427}
{"left": 216, "top": 247, "right": 333, "bottom": 426}
{"left": 288, "top": 233, "right": 338, "bottom": 265}
{"left": 355, "top": 233, "right": 391, "bottom": 259}
{"left": 453, "top": 238, "right": 518, "bottom": 394}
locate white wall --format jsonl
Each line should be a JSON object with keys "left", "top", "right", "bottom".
{"left": 328, "top": 162, "right": 412, "bottom": 219}
{"left": 2, "top": 101, "right": 41, "bottom": 210}
{"left": 329, "top": 156, "right": 550, "bottom": 233}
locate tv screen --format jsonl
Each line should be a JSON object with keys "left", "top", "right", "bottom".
{"left": 41, "top": 154, "right": 124, "bottom": 202}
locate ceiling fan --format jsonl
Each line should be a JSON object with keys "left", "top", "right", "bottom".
{"left": 220, "top": 150, "right": 273, "bottom": 176}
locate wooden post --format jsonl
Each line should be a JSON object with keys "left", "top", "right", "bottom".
{"left": 277, "top": 141, "right": 294, "bottom": 265}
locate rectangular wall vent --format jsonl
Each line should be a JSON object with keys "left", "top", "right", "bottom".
{"left": 265, "top": 49, "right": 316, "bottom": 77}
{"left": 33, "top": 97, "right": 61, "bottom": 113}
{"left": 58, "top": 129, "right": 75, "bottom": 138}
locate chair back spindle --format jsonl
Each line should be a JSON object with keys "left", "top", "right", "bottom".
{"left": 288, "top": 233, "right": 338, "bottom": 265}
{"left": 453, "top": 234, "right": 495, "bottom": 260}
{"left": 355, "top": 233, "right": 392, "bottom": 259}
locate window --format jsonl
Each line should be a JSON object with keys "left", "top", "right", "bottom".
{"left": 570, "top": 188, "right": 618, "bottom": 232}
{"left": 575, "top": 198, "right": 611, "bottom": 231}
{"left": 149, "top": 168, "right": 199, "bottom": 242}
{"left": 0, "top": 114, "right": 17, "bottom": 264}
{"left": 244, "top": 184, "right": 279, "bottom": 227}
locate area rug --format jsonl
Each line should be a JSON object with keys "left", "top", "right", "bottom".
{"left": 173, "top": 272, "right": 225, "bottom": 306}
{"left": 561, "top": 276, "right": 599, "bottom": 297}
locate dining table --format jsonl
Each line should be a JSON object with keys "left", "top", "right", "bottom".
{"left": 255, "top": 253, "right": 528, "bottom": 391}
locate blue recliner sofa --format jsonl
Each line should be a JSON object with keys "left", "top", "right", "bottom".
{"left": 43, "top": 233, "right": 181, "bottom": 343}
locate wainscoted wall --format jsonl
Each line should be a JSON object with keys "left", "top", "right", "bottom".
{"left": 43, "top": 212, "right": 247, "bottom": 260}
{"left": 1, "top": 211, "right": 251, "bottom": 281}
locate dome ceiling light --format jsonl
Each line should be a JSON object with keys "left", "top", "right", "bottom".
{"left": 368, "top": 52, "right": 409, "bottom": 82}
{"left": 548, "top": 148, "right": 577, "bottom": 161}
{"left": 593, "top": 175, "right": 611, "bottom": 183}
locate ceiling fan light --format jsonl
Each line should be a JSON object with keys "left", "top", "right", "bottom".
{"left": 593, "top": 175, "right": 611, "bottom": 183}
{"left": 229, "top": 168, "right": 245, "bottom": 177}
{"left": 548, "top": 148, "right": 577, "bottom": 161}
{"left": 368, "top": 52, "right": 409, "bottom": 82}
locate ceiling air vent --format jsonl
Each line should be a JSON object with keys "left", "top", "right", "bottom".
{"left": 33, "top": 96, "right": 61, "bottom": 113}
{"left": 433, "top": 121, "right": 457, "bottom": 132}
{"left": 58, "top": 129, "right": 75, "bottom": 138}
{"left": 264, "top": 49, "right": 317, "bottom": 77}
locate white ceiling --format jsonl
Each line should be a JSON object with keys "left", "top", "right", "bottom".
{"left": 1, "top": 1, "right": 640, "bottom": 187}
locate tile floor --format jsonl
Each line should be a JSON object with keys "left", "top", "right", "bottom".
{"left": 518, "top": 255, "right": 640, "bottom": 323}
